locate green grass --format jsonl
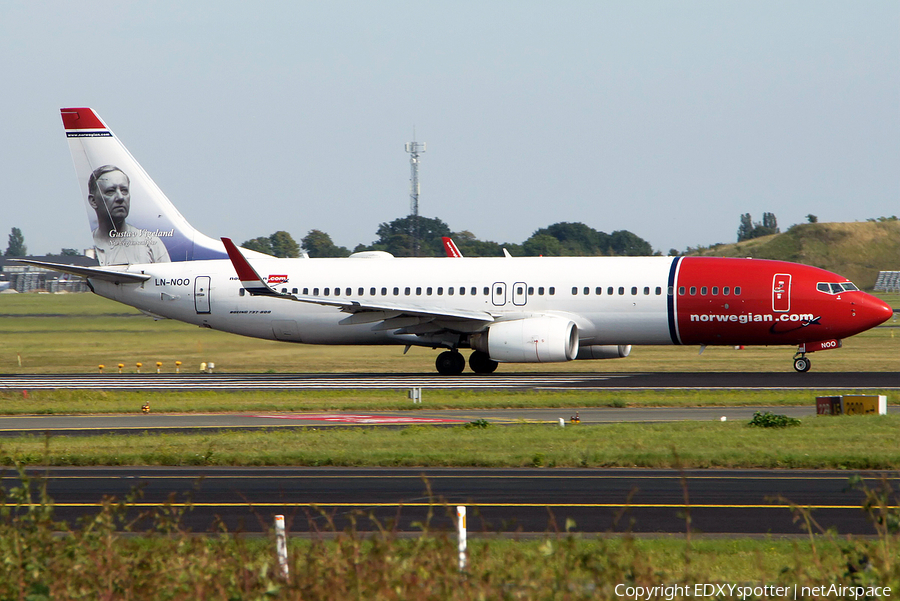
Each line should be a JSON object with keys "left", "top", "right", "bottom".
{"left": 3, "top": 416, "right": 900, "bottom": 469}
{"left": 2, "top": 293, "right": 898, "bottom": 374}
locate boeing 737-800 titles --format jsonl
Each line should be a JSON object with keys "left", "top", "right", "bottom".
{"left": 18, "top": 108, "right": 893, "bottom": 374}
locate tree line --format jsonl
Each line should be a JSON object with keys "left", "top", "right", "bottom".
{"left": 242, "top": 216, "right": 657, "bottom": 258}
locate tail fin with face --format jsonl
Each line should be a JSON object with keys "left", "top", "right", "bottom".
{"left": 61, "top": 107, "right": 228, "bottom": 265}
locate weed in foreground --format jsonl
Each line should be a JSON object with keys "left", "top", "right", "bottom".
{"left": 1, "top": 466, "right": 900, "bottom": 599}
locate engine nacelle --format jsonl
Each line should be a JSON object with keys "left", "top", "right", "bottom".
{"left": 575, "top": 344, "right": 632, "bottom": 360}
{"left": 470, "top": 317, "right": 579, "bottom": 363}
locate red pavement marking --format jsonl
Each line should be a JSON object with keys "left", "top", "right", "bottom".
{"left": 249, "top": 413, "right": 466, "bottom": 425}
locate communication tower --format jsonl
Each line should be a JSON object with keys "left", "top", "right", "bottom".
{"left": 405, "top": 136, "right": 426, "bottom": 256}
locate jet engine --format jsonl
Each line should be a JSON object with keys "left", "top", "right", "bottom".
{"left": 576, "top": 344, "right": 632, "bottom": 360}
{"left": 469, "top": 316, "right": 579, "bottom": 363}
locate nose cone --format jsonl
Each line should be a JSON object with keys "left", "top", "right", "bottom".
{"left": 856, "top": 294, "right": 894, "bottom": 331}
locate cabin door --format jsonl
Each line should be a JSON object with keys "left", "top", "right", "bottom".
{"left": 772, "top": 274, "right": 791, "bottom": 312}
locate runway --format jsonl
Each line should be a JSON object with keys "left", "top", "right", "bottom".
{"left": 4, "top": 466, "right": 891, "bottom": 536}
{"left": 1, "top": 371, "right": 898, "bottom": 390}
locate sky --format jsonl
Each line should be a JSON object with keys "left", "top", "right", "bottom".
{"left": 2, "top": 1, "right": 898, "bottom": 256}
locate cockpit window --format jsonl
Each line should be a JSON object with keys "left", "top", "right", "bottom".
{"left": 817, "top": 282, "right": 859, "bottom": 295}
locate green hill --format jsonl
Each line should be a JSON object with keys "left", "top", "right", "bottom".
{"left": 690, "top": 221, "right": 900, "bottom": 289}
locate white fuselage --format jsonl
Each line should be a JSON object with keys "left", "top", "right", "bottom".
{"left": 95, "top": 255, "right": 676, "bottom": 347}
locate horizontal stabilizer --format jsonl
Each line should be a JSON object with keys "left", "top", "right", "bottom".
{"left": 10, "top": 259, "right": 151, "bottom": 284}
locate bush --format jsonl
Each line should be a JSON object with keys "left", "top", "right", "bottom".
{"left": 748, "top": 411, "right": 801, "bottom": 428}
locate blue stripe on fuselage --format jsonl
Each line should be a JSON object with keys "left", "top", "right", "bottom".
{"left": 667, "top": 256, "right": 681, "bottom": 345}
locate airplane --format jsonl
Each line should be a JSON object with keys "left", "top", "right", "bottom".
{"left": 17, "top": 108, "right": 893, "bottom": 375}
{"left": 442, "top": 237, "right": 463, "bottom": 258}
{"left": 442, "top": 236, "right": 512, "bottom": 259}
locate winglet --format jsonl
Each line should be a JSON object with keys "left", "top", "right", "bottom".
{"left": 442, "top": 237, "right": 463, "bottom": 258}
{"left": 221, "top": 237, "right": 281, "bottom": 297}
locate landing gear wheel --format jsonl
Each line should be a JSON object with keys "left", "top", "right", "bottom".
{"left": 793, "top": 356, "right": 811, "bottom": 372}
{"left": 435, "top": 351, "right": 466, "bottom": 375}
{"left": 469, "top": 350, "right": 498, "bottom": 374}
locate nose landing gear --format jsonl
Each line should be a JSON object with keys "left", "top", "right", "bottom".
{"left": 792, "top": 352, "right": 811, "bottom": 373}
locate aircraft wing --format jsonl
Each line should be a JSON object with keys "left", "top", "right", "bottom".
{"left": 221, "top": 238, "right": 494, "bottom": 332}
{"left": 10, "top": 259, "right": 152, "bottom": 284}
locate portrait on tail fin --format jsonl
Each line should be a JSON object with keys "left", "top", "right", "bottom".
{"left": 63, "top": 107, "right": 230, "bottom": 265}
{"left": 88, "top": 165, "right": 171, "bottom": 265}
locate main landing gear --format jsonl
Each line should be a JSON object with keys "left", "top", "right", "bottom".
{"left": 435, "top": 350, "right": 466, "bottom": 375}
{"left": 435, "top": 350, "right": 499, "bottom": 375}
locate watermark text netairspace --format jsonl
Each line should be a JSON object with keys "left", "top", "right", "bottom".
{"left": 614, "top": 583, "right": 891, "bottom": 600}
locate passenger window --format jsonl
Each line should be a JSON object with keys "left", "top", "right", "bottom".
{"left": 313, "top": 288, "right": 319, "bottom": 295}
{"left": 701, "top": 286, "right": 708, "bottom": 295}
{"left": 678, "top": 286, "right": 685, "bottom": 295}
{"left": 416, "top": 287, "right": 422, "bottom": 295}
{"left": 303, "top": 288, "right": 309, "bottom": 295}
{"left": 517, "top": 287, "right": 524, "bottom": 295}
{"left": 381, "top": 287, "right": 387, "bottom": 296}
{"left": 734, "top": 287, "right": 741, "bottom": 295}
{"left": 631, "top": 287, "right": 637, "bottom": 295}
{"left": 644, "top": 287, "right": 650, "bottom": 295}
{"left": 549, "top": 287, "right": 555, "bottom": 295}
{"left": 369, "top": 287, "right": 375, "bottom": 295}
{"left": 596, "top": 287, "right": 602, "bottom": 295}
{"left": 239, "top": 288, "right": 245, "bottom": 297}
{"left": 723, "top": 287, "right": 730, "bottom": 295}
{"left": 496, "top": 286, "right": 502, "bottom": 295}
{"left": 483, "top": 287, "right": 489, "bottom": 295}
{"left": 528, "top": 287, "right": 534, "bottom": 295}
{"left": 711, "top": 286, "right": 718, "bottom": 295}
{"left": 460, "top": 287, "right": 466, "bottom": 295}
{"left": 357, "top": 287, "right": 363, "bottom": 295}
{"left": 449, "top": 287, "right": 455, "bottom": 295}
{"left": 572, "top": 287, "right": 578, "bottom": 295}
{"left": 656, "top": 287, "right": 662, "bottom": 295}
{"left": 438, "top": 287, "right": 443, "bottom": 295}
{"left": 607, "top": 287, "right": 613, "bottom": 295}
{"left": 346, "top": 288, "right": 352, "bottom": 296}
{"left": 471, "top": 287, "right": 477, "bottom": 295}
{"left": 292, "top": 288, "right": 298, "bottom": 294}
{"left": 584, "top": 287, "right": 589, "bottom": 295}
{"left": 393, "top": 287, "right": 399, "bottom": 295}
{"left": 404, "top": 287, "right": 411, "bottom": 295}
{"left": 281, "top": 288, "right": 287, "bottom": 294}
{"left": 618, "top": 287, "right": 625, "bottom": 295}
{"left": 690, "top": 286, "right": 696, "bottom": 295}
{"left": 427, "top": 287, "right": 433, "bottom": 295}
{"left": 538, "top": 287, "right": 545, "bottom": 295}
{"left": 324, "top": 288, "right": 330, "bottom": 296}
